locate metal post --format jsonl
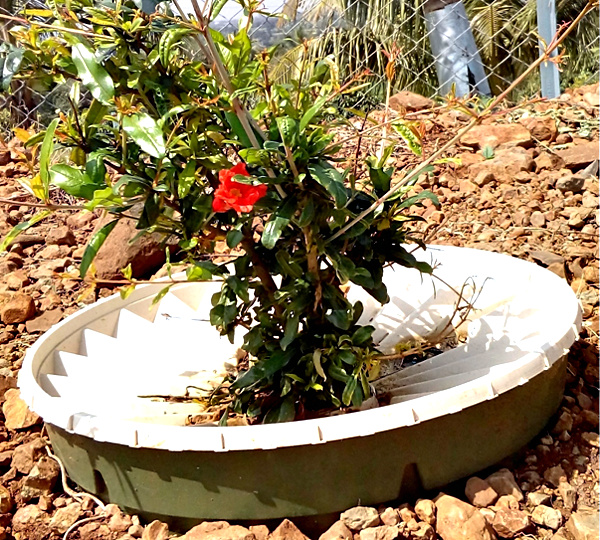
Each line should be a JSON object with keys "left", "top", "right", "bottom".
{"left": 536, "top": 0, "right": 560, "bottom": 98}
{"left": 424, "top": 0, "right": 491, "bottom": 97}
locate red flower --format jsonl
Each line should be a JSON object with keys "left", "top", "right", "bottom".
{"left": 212, "top": 163, "right": 267, "bottom": 214}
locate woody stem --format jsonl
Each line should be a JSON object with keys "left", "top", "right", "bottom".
{"left": 240, "top": 233, "right": 283, "bottom": 318}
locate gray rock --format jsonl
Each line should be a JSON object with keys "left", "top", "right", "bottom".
{"left": 271, "top": 519, "right": 309, "bottom": 540}
{"left": 558, "top": 481, "right": 577, "bottom": 511}
{"left": 341, "top": 506, "right": 380, "bottom": 531}
{"left": 552, "top": 411, "right": 574, "bottom": 434}
{"left": 434, "top": 494, "right": 496, "bottom": 540}
{"left": 556, "top": 174, "right": 586, "bottom": 193}
{"left": 379, "top": 508, "right": 400, "bottom": 526}
{"left": 413, "top": 522, "right": 436, "bottom": 540}
{"left": 109, "top": 512, "right": 134, "bottom": 533}
{"left": 0, "top": 484, "right": 13, "bottom": 513}
{"left": 565, "top": 508, "right": 600, "bottom": 540}
{"left": 2, "top": 388, "right": 41, "bottom": 430}
{"left": 10, "top": 438, "right": 45, "bottom": 474}
{"left": 249, "top": 525, "right": 269, "bottom": 540}
{"left": 183, "top": 521, "right": 230, "bottom": 539}
{"left": 581, "top": 432, "right": 600, "bottom": 447}
{"left": 465, "top": 477, "right": 499, "bottom": 508}
{"left": 479, "top": 508, "right": 496, "bottom": 526}
{"left": 486, "top": 469, "right": 523, "bottom": 502}
{"left": 526, "top": 491, "right": 551, "bottom": 507}
{"left": 49, "top": 502, "right": 83, "bottom": 534}
{"left": 20, "top": 456, "right": 60, "bottom": 501}
{"left": 398, "top": 504, "right": 416, "bottom": 523}
{"left": 551, "top": 528, "right": 571, "bottom": 540}
{"left": 388, "top": 91, "right": 434, "bottom": 112}
{"left": 359, "top": 525, "right": 401, "bottom": 540}
{"left": 415, "top": 499, "right": 436, "bottom": 525}
{"left": 141, "top": 520, "right": 169, "bottom": 540}
{"left": 46, "top": 226, "right": 76, "bottom": 246}
{"left": 492, "top": 508, "right": 531, "bottom": 538}
{"left": 319, "top": 520, "right": 353, "bottom": 540}
{"left": 531, "top": 505, "right": 563, "bottom": 530}
{"left": 12, "top": 504, "right": 49, "bottom": 533}
{"left": 544, "top": 465, "right": 567, "bottom": 487}
{"left": 495, "top": 495, "right": 519, "bottom": 510}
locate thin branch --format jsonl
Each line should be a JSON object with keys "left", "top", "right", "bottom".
{"left": 169, "top": 0, "right": 286, "bottom": 198}
{"left": 0, "top": 13, "right": 112, "bottom": 38}
{"left": 326, "top": 2, "right": 596, "bottom": 244}
{"left": 0, "top": 197, "right": 82, "bottom": 211}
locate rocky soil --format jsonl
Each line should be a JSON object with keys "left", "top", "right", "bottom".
{"left": 0, "top": 84, "right": 597, "bottom": 540}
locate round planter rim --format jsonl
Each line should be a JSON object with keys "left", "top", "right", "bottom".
{"left": 18, "top": 244, "right": 582, "bottom": 452}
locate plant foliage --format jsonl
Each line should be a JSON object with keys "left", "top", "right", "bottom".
{"left": 1, "top": 0, "right": 438, "bottom": 422}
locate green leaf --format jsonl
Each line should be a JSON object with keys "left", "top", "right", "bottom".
{"left": 342, "top": 376, "right": 358, "bottom": 406}
{"left": 239, "top": 148, "right": 271, "bottom": 168}
{"left": 137, "top": 193, "right": 160, "bottom": 229}
{"left": 312, "top": 350, "right": 327, "bottom": 380}
{"left": 392, "top": 247, "right": 432, "bottom": 274}
{"left": 178, "top": 160, "right": 196, "bottom": 198}
{"left": 50, "top": 164, "right": 105, "bottom": 200}
{"left": 232, "top": 367, "right": 261, "bottom": 390}
{"left": 387, "top": 166, "right": 435, "bottom": 201}
{"left": 326, "top": 309, "right": 352, "bottom": 330}
{"left": 83, "top": 100, "right": 108, "bottom": 134}
{"left": 263, "top": 396, "right": 296, "bottom": 423}
{"left": 151, "top": 285, "right": 173, "bottom": 306}
{"left": 308, "top": 162, "right": 347, "bottom": 208}
{"left": 84, "top": 187, "right": 123, "bottom": 210}
{"left": 275, "top": 250, "right": 302, "bottom": 279}
{"left": 226, "top": 229, "right": 244, "bottom": 249}
{"left": 262, "top": 216, "right": 289, "bottom": 250}
{"left": 80, "top": 219, "right": 118, "bottom": 277}
{"left": 123, "top": 113, "right": 166, "bottom": 159}
{"left": 299, "top": 96, "right": 327, "bottom": 132}
{"left": 0, "top": 43, "right": 24, "bottom": 91}
{"left": 351, "top": 326, "right": 374, "bottom": 346}
{"left": 224, "top": 111, "right": 253, "bottom": 149}
{"left": 276, "top": 117, "right": 298, "bottom": 147}
{"left": 187, "top": 261, "right": 224, "bottom": 281}
{"left": 482, "top": 145, "right": 495, "bottom": 159}
{"left": 261, "top": 349, "right": 294, "bottom": 378}
{"left": 227, "top": 276, "right": 250, "bottom": 303}
{"left": 366, "top": 155, "right": 394, "bottom": 196}
{"left": 71, "top": 41, "right": 114, "bottom": 104}
{"left": 350, "top": 267, "right": 374, "bottom": 288}
{"left": 39, "top": 118, "right": 59, "bottom": 201}
{"left": 393, "top": 121, "right": 422, "bottom": 156}
{"left": 210, "top": 0, "right": 229, "bottom": 20}
{"left": 338, "top": 350, "right": 356, "bottom": 365}
{"left": 297, "top": 198, "right": 315, "bottom": 227}
{"left": 281, "top": 314, "right": 299, "bottom": 350}
{"left": 119, "top": 284, "right": 136, "bottom": 300}
{"left": 261, "top": 197, "right": 296, "bottom": 250}
{"left": 159, "top": 27, "right": 193, "bottom": 67}
{"left": 328, "top": 364, "right": 350, "bottom": 382}
{"left": 85, "top": 153, "right": 107, "bottom": 186}
{"left": 396, "top": 190, "right": 440, "bottom": 210}
{"left": 0, "top": 210, "right": 52, "bottom": 252}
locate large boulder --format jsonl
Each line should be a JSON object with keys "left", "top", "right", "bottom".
{"left": 92, "top": 215, "right": 176, "bottom": 280}
{"left": 460, "top": 124, "right": 532, "bottom": 149}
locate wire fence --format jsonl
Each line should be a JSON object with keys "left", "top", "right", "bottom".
{"left": 0, "top": 0, "right": 598, "bottom": 136}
